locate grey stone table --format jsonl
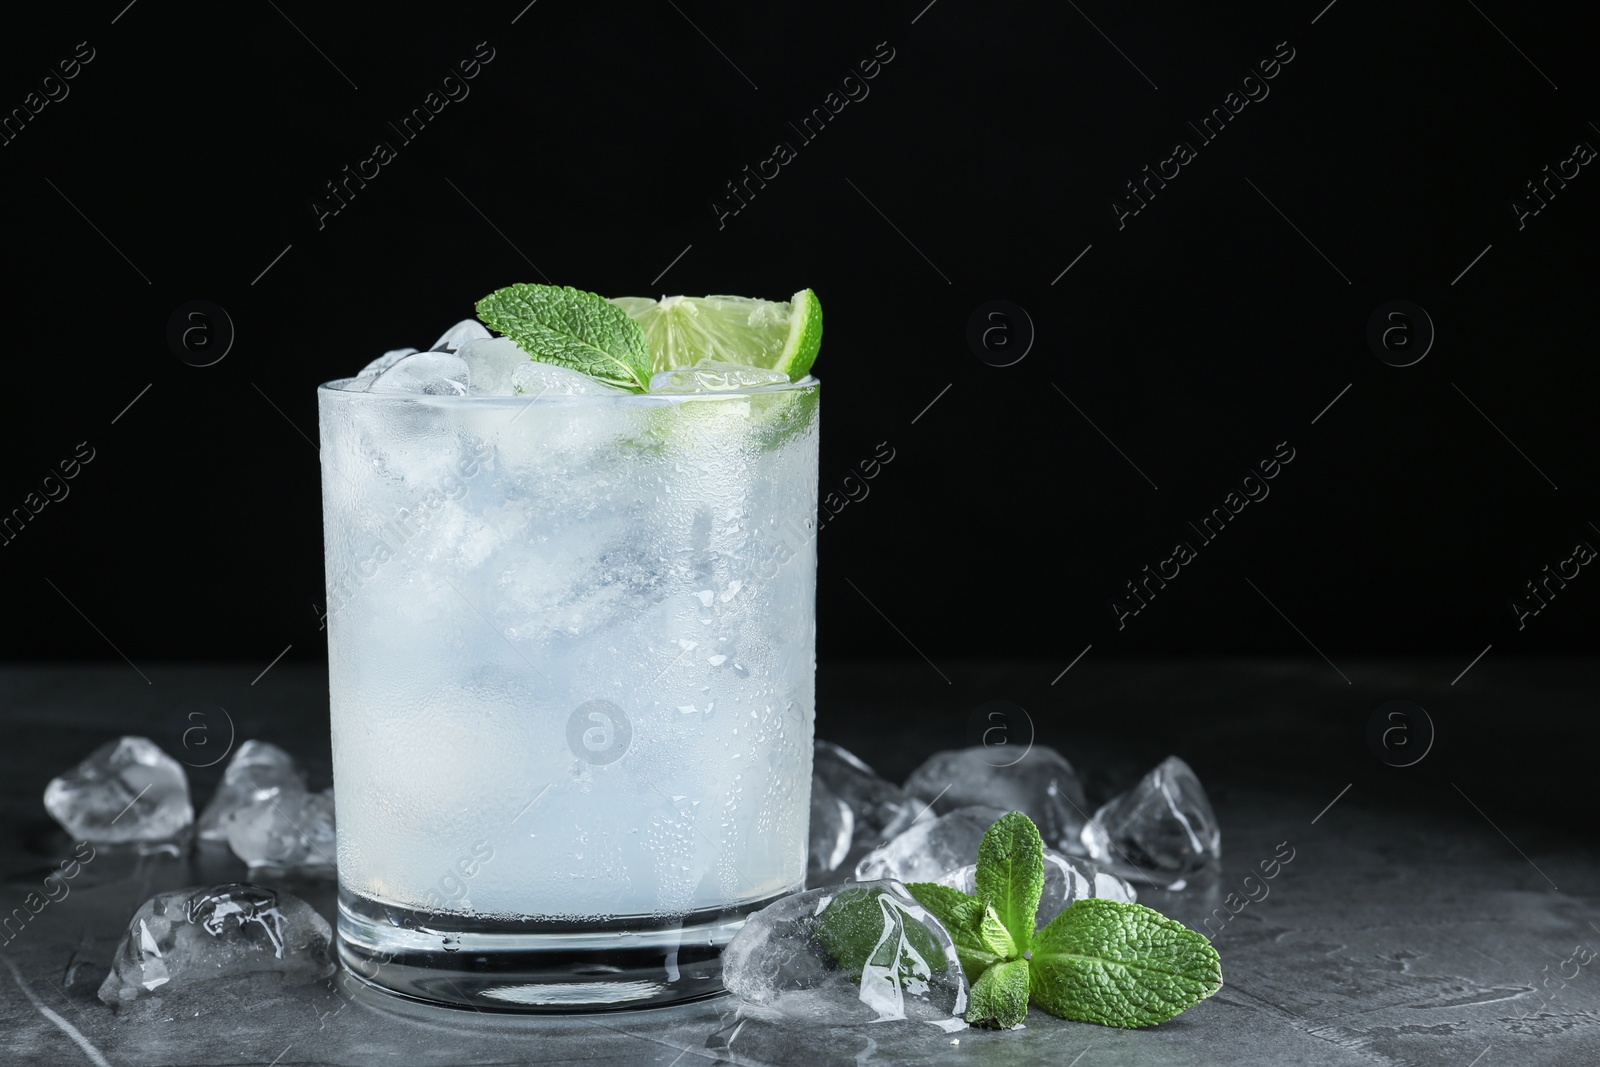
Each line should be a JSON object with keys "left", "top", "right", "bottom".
{"left": 2, "top": 660, "right": 1597, "bottom": 1066}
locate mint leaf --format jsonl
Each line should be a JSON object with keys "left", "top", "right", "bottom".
{"left": 813, "top": 887, "right": 948, "bottom": 980}
{"left": 974, "top": 811, "right": 1045, "bottom": 956}
{"left": 978, "top": 905, "right": 1017, "bottom": 961}
{"left": 1029, "top": 899, "right": 1223, "bottom": 1028}
{"left": 475, "top": 283, "right": 653, "bottom": 391}
{"left": 904, "top": 882, "right": 999, "bottom": 984}
{"left": 967, "top": 958, "right": 1030, "bottom": 1029}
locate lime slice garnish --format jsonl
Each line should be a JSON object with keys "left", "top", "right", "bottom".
{"left": 609, "top": 289, "right": 822, "bottom": 380}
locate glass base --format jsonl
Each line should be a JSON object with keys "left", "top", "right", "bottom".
{"left": 337, "top": 887, "right": 790, "bottom": 1013}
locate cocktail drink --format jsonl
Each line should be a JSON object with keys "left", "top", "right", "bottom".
{"left": 320, "top": 285, "right": 822, "bottom": 1010}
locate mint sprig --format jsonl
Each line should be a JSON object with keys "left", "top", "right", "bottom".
{"left": 475, "top": 283, "right": 653, "bottom": 391}
{"left": 907, "top": 811, "right": 1222, "bottom": 1030}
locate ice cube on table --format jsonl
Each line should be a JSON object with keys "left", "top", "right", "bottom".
{"left": 357, "top": 347, "right": 417, "bottom": 378}
{"left": 852, "top": 806, "right": 1009, "bottom": 885}
{"left": 510, "top": 359, "right": 630, "bottom": 396}
{"left": 456, "top": 336, "right": 530, "bottom": 396}
{"left": 1079, "top": 755, "right": 1220, "bottom": 889}
{"left": 649, "top": 361, "right": 792, "bottom": 393}
{"left": 223, "top": 787, "right": 336, "bottom": 873}
{"left": 722, "top": 881, "right": 968, "bottom": 1025}
{"left": 813, "top": 741, "right": 928, "bottom": 855}
{"left": 808, "top": 777, "right": 855, "bottom": 885}
{"left": 97, "top": 882, "right": 333, "bottom": 1004}
{"left": 43, "top": 737, "right": 192, "bottom": 844}
{"left": 935, "top": 850, "right": 1136, "bottom": 931}
{"left": 903, "top": 745, "right": 1090, "bottom": 855}
{"left": 367, "top": 351, "right": 470, "bottom": 396}
{"left": 430, "top": 318, "right": 491, "bottom": 353}
{"left": 196, "top": 741, "right": 303, "bottom": 842}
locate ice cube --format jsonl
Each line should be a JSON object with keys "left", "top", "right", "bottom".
{"left": 457, "top": 336, "right": 530, "bottom": 396}
{"left": 196, "top": 741, "right": 304, "bottom": 842}
{"left": 430, "top": 318, "right": 491, "bottom": 353}
{"left": 903, "top": 746, "right": 1090, "bottom": 854}
{"left": 367, "top": 350, "right": 470, "bottom": 396}
{"left": 223, "top": 787, "right": 336, "bottom": 873}
{"left": 935, "top": 850, "right": 1136, "bottom": 931}
{"left": 808, "top": 777, "right": 855, "bottom": 885}
{"left": 721, "top": 881, "right": 968, "bottom": 1024}
{"left": 43, "top": 737, "right": 193, "bottom": 844}
{"left": 97, "top": 882, "right": 333, "bottom": 1004}
{"left": 510, "top": 359, "right": 630, "bottom": 396}
{"left": 1079, "top": 756, "right": 1220, "bottom": 889}
{"left": 649, "top": 361, "right": 792, "bottom": 393}
{"left": 852, "top": 806, "right": 1008, "bottom": 885}
{"left": 358, "top": 347, "right": 417, "bottom": 378}
{"left": 813, "top": 741, "right": 928, "bottom": 855}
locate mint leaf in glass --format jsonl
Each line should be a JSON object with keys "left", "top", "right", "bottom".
{"left": 1029, "top": 898, "right": 1223, "bottom": 1028}
{"left": 967, "top": 957, "right": 1030, "bottom": 1029}
{"left": 474, "top": 283, "right": 653, "bottom": 392}
{"left": 975, "top": 810, "right": 1045, "bottom": 956}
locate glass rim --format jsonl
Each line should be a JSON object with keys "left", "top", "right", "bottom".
{"left": 316, "top": 374, "right": 819, "bottom": 405}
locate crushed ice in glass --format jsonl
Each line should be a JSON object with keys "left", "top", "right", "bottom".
{"left": 722, "top": 880, "right": 968, "bottom": 1025}
{"left": 510, "top": 358, "right": 628, "bottom": 397}
{"left": 430, "top": 318, "right": 491, "bottom": 353}
{"left": 457, "top": 336, "right": 530, "bottom": 396}
{"left": 1080, "top": 755, "right": 1220, "bottom": 889}
{"left": 903, "top": 745, "right": 1089, "bottom": 855}
{"left": 367, "top": 350, "right": 470, "bottom": 396}
{"left": 852, "top": 806, "right": 1008, "bottom": 885}
{"left": 649, "top": 361, "right": 791, "bottom": 393}
{"left": 196, "top": 740, "right": 302, "bottom": 842}
{"left": 935, "top": 851, "right": 1136, "bottom": 931}
{"left": 357, "top": 347, "right": 417, "bottom": 379}
{"left": 43, "top": 736, "right": 193, "bottom": 844}
{"left": 98, "top": 883, "right": 333, "bottom": 1004}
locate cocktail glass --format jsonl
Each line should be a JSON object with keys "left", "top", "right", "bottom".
{"left": 317, "top": 377, "right": 819, "bottom": 1010}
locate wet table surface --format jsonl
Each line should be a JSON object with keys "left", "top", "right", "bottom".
{"left": 2, "top": 660, "right": 1598, "bottom": 1066}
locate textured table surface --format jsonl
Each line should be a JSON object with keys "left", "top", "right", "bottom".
{"left": 2, "top": 660, "right": 1597, "bottom": 1066}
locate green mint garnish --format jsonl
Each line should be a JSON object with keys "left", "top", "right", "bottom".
{"left": 813, "top": 886, "right": 948, "bottom": 981}
{"left": 1029, "top": 898, "right": 1223, "bottom": 1028}
{"left": 475, "top": 283, "right": 653, "bottom": 392}
{"left": 906, "top": 811, "right": 1222, "bottom": 1031}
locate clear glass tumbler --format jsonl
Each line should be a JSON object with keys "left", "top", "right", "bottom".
{"left": 317, "top": 376, "right": 819, "bottom": 1010}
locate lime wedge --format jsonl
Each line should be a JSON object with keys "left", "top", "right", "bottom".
{"left": 609, "top": 289, "right": 822, "bottom": 380}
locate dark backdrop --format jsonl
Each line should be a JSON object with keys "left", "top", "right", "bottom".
{"left": 1, "top": 0, "right": 1595, "bottom": 669}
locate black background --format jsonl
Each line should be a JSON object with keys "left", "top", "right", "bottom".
{"left": 1, "top": 1, "right": 1594, "bottom": 671}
